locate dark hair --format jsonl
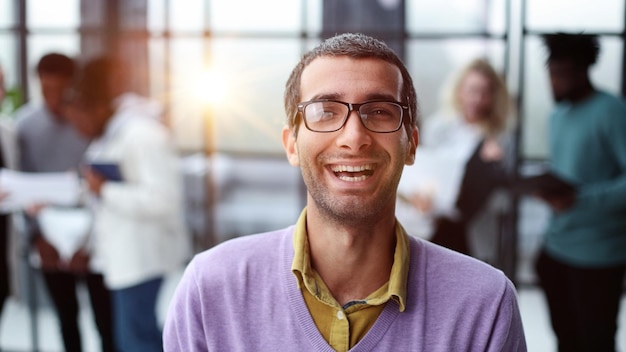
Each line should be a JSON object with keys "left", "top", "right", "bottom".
{"left": 542, "top": 33, "right": 600, "bottom": 68}
{"left": 284, "top": 33, "right": 418, "bottom": 134}
{"left": 36, "top": 53, "right": 75, "bottom": 77}
{"left": 66, "top": 56, "right": 120, "bottom": 114}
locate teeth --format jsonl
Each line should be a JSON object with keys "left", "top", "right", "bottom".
{"left": 338, "top": 175, "right": 368, "bottom": 182}
{"left": 331, "top": 164, "right": 374, "bottom": 172}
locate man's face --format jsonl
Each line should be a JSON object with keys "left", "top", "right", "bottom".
{"left": 547, "top": 59, "right": 585, "bottom": 102}
{"left": 39, "top": 72, "right": 73, "bottom": 117}
{"left": 282, "top": 56, "right": 418, "bottom": 223}
{"left": 458, "top": 70, "right": 494, "bottom": 123}
{"left": 64, "top": 101, "right": 109, "bottom": 139}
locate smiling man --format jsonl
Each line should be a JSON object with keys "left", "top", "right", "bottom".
{"left": 163, "top": 33, "right": 526, "bottom": 352}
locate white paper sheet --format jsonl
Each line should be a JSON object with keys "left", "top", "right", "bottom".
{"left": 396, "top": 148, "right": 467, "bottom": 238}
{"left": 0, "top": 168, "right": 81, "bottom": 211}
{"left": 398, "top": 148, "right": 466, "bottom": 217}
{"left": 37, "top": 207, "right": 92, "bottom": 261}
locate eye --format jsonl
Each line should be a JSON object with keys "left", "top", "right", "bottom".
{"left": 307, "top": 102, "right": 345, "bottom": 121}
{"left": 361, "top": 103, "right": 396, "bottom": 119}
{"left": 319, "top": 109, "right": 339, "bottom": 120}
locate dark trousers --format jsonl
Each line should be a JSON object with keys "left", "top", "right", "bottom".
{"left": 42, "top": 271, "right": 114, "bottom": 352}
{"left": 535, "top": 250, "right": 626, "bottom": 352}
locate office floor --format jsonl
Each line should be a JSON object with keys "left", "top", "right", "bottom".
{"left": 0, "top": 270, "right": 624, "bottom": 352}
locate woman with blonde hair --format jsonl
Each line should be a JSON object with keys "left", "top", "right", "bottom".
{"left": 399, "top": 58, "right": 514, "bottom": 259}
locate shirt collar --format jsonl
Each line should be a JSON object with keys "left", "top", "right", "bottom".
{"left": 291, "top": 208, "right": 410, "bottom": 312}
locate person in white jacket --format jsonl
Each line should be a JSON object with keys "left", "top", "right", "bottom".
{"left": 397, "top": 58, "right": 514, "bottom": 261}
{"left": 65, "top": 56, "right": 190, "bottom": 352}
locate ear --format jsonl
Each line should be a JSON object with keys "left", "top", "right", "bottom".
{"left": 282, "top": 125, "right": 300, "bottom": 166}
{"left": 405, "top": 126, "right": 419, "bottom": 165}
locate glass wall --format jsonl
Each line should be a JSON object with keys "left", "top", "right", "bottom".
{"left": 25, "top": 0, "right": 80, "bottom": 102}
{"left": 521, "top": 0, "right": 625, "bottom": 159}
{"left": 405, "top": 0, "right": 509, "bottom": 131}
{"left": 0, "top": 0, "right": 16, "bottom": 114}
{"left": 146, "top": 0, "right": 322, "bottom": 154}
{"left": 4, "top": 0, "right": 623, "bottom": 160}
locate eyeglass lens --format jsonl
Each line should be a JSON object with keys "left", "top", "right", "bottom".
{"left": 304, "top": 101, "right": 402, "bottom": 132}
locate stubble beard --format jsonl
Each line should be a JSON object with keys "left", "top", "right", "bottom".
{"left": 301, "top": 162, "right": 400, "bottom": 229}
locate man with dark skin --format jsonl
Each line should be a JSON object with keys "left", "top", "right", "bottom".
{"left": 535, "top": 33, "right": 626, "bottom": 352}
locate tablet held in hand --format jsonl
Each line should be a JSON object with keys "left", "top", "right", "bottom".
{"left": 88, "top": 162, "right": 123, "bottom": 182}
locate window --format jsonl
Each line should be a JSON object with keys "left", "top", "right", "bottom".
{"left": 0, "top": 0, "right": 16, "bottom": 114}
{"left": 146, "top": 0, "right": 322, "bottom": 154}
{"left": 2, "top": 0, "right": 624, "bottom": 158}
{"left": 521, "top": 0, "right": 624, "bottom": 158}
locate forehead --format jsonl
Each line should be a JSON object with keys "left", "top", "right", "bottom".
{"left": 548, "top": 59, "right": 579, "bottom": 73}
{"left": 300, "top": 56, "right": 403, "bottom": 101}
{"left": 39, "top": 72, "right": 72, "bottom": 85}
{"left": 462, "top": 70, "right": 491, "bottom": 87}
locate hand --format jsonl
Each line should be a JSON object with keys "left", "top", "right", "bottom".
{"left": 68, "top": 248, "right": 90, "bottom": 274}
{"left": 480, "top": 137, "right": 504, "bottom": 162}
{"left": 82, "top": 166, "right": 106, "bottom": 196}
{"left": 25, "top": 203, "right": 47, "bottom": 216}
{"left": 408, "top": 192, "right": 434, "bottom": 213}
{"left": 34, "top": 236, "right": 62, "bottom": 271}
{"left": 535, "top": 191, "right": 576, "bottom": 212}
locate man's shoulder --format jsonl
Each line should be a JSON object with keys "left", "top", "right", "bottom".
{"left": 404, "top": 238, "right": 525, "bottom": 351}
{"left": 589, "top": 91, "right": 626, "bottom": 129}
{"left": 592, "top": 91, "right": 626, "bottom": 112}
{"left": 14, "top": 102, "right": 42, "bottom": 118}
{"left": 14, "top": 103, "right": 45, "bottom": 130}
{"left": 192, "top": 227, "right": 294, "bottom": 268}
{"left": 409, "top": 237, "right": 511, "bottom": 292}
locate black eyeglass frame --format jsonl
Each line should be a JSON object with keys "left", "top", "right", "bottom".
{"left": 295, "top": 99, "right": 412, "bottom": 133}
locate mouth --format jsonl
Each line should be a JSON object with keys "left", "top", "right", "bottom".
{"left": 330, "top": 164, "right": 375, "bottom": 182}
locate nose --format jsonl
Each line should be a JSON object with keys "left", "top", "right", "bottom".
{"left": 335, "top": 109, "right": 372, "bottom": 151}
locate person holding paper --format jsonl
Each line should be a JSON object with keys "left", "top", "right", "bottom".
{"left": 398, "top": 58, "right": 514, "bottom": 259}
{"left": 66, "top": 56, "right": 190, "bottom": 352}
{"left": 14, "top": 53, "right": 114, "bottom": 352}
{"left": 534, "top": 33, "right": 626, "bottom": 352}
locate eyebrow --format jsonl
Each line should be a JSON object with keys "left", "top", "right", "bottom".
{"left": 309, "top": 92, "right": 400, "bottom": 102}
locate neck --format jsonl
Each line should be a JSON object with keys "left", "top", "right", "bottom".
{"left": 306, "top": 206, "right": 396, "bottom": 305}
{"left": 570, "top": 81, "right": 595, "bottom": 103}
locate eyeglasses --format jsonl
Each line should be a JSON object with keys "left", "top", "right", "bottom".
{"left": 296, "top": 100, "right": 410, "bottom": 133}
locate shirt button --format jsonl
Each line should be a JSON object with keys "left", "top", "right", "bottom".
{"left": 337, "top": 311, "right": 345, "bottom": 320}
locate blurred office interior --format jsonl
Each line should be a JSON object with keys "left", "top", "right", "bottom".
{"left": 0, "top": 0, "right": 625, "bottom": 351}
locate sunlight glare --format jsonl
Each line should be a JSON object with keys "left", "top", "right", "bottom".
{"left": 193, "top": 68, "right": 229, "bottom": 106}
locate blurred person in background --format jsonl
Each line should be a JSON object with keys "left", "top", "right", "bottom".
{"left": 0, "top": 62, "right": 19, "bottom": 348}
{"left": 66, "top": 55, "right": 190, "bottom": 352}
{"left": 398, "top": 58, "right": 514, "bottom": 259}
{"left": 535, "top": 33, "right": 626, "bottom": 352}
{"left": 14, "top": 53, "right": 114, "bottom": 352}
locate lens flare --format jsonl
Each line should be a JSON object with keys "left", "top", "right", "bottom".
{"left": 193, "top": 68, "right": 229, "bottom": 106}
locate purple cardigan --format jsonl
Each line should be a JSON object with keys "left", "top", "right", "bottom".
{"left": 163, "top": 226, "right": 526, "bottom": 351}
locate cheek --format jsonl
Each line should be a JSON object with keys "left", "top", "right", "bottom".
{"left": 294, "top": 138, "right": 316, "bottom": 166}
{"left": 478, "top": 95, "right": 494, "bottom": 110}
